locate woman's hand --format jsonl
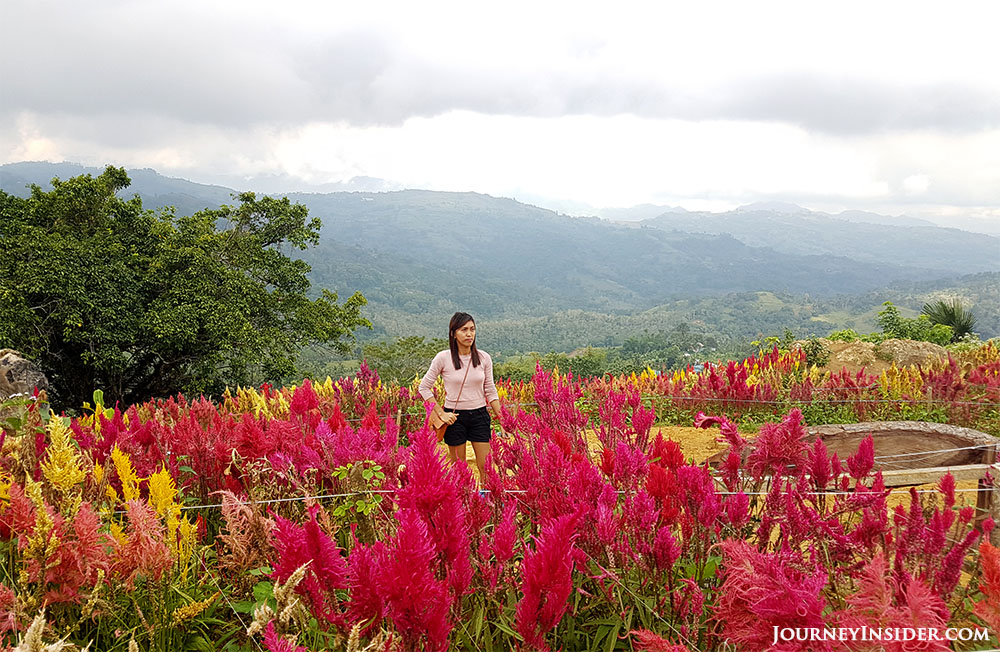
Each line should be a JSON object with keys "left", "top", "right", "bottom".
{"left": 445, "top": 412, "right": 458, "bottom": 425}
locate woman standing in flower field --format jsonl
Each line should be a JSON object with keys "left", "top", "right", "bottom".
{"left": 420, "top": 311, "right": 502, "bottom": 479}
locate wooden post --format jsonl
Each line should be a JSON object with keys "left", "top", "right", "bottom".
{"left": 978, "top": 444, "right": 1000, "bottom": 545}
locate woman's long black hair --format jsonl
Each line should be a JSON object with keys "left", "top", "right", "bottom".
{"left": 449, "top": 311, "right": 481, "bottom": 370}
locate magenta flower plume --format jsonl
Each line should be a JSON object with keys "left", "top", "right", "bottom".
{"left": 652, "top": 527, "right": 681, "bottom": 572}
{"left": 714, "top": 539, "right": 828, "bottom": 651}
{"left": 938, "top": 472, "right": 956, "bottom": 510}
{"left": 846, "top": 434, "right": 875, "bottom": 480}
{"left": 515, "top": 511, "right": 581, "bottom": 651}
{"left": 630, "top": 629, "right": 691, "bottom": 652}
{"left": 396, "top": 424, "right": 474, "bottom": 600}
{"left": 262, "top": 621, "right": 307, "bottom": 652}
{"left": 746, "top": 410, "right": 809, "bottom": 480}
{"left": 271, "top": 506, "right": 348, "bottom": 626}
{"left": 289, "top": 378, "right": 319, "bottom": 416}
{"left": 378, "top": 508, "right": 451, "bottom": 652}
{"left": 807, "top": 438, "right": 831, "bottom": 491}
{"left": 346, "top": 538, "right": 388, "bottom": 633}
{"left": 492, "top": 502, "right": 518, "bottom": 564}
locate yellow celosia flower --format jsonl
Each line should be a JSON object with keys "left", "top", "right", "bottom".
{"left": 40, "top": 416, "right": 87, "bottom": 497}
{"left": 93, "top": 461, "right": 104, "bottom": 484}
{"left": 111, "top": 444, "right": 141, "bottom": 503}
{"left": 0, "top": 471, "right": 11, "bottom": 507}
{"left": 171, "top": 591, "right": 220, "bottom": 626}
{"left": 148, "top": 467, "right": 177, "bottom": 517}
{"left": 110, "top": 520, "right": 128, "bottom": 546}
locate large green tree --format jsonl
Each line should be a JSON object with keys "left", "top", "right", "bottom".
{"left": 0, "top": 166, "right": 369, "bottom": 410}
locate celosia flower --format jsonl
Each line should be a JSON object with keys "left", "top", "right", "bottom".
{"left": 262, "top": 621, "right": 307, "bottom": 652}
{"left": 516, "top": 511, "right": 580, "bottom": 651}
{"left": 492, "top": 502, "right": 517, "bottom": 564}
{"left": 271, "top": 506, "right": 348, "bottom": 626}
{"left": 113, "top": 500, "right": 173, "bottom": 588}
{"left": 974, "top": 541, "right": 1000, "bottom": 632}
{"left": 651, "top": 527, "right": 680, "bottom": 572}
{"left": 714, "top": 540, "right": 828, "bottom": 651}
{"left": 746, "top": 410, "right": 808, "bottom": 480}
{"left": 346, "top": 538, "right": 387, "bottom": 633}
{"left": 630, "top": 629, "right": 691, "bottom": 651}
{"left": 378, "top": 508, "right": 451, "bottom": 652}
{"left": 846, "top": 434, "right": 875, "bottom": 480}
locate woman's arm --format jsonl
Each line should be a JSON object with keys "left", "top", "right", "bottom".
{"left": 418, "top": 352, "right": 443, "bottom": 402}
{"left": 484, "top": 353, "right": 502, "bottom": 420}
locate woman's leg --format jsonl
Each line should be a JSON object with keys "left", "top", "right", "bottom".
{"left": 471, "top": 441, "right": 491, "bottom": 482}
{"left": 448, "top": 442, "right": 467, "bottom": 465}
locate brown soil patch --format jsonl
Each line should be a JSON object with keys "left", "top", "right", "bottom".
{"left": 805, "top": 338, "right": 950, "bottom": 376}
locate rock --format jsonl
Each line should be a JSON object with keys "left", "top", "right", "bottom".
{"left": 832, "top": 341, "right": 877, "bottom": 369}
{"left": 876, "top": 338, "right": 948, "bottom": 367}
{"left": 0, "top": 349, "right": 50, "bottom": 400}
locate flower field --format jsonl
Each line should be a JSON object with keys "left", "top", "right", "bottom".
{"left": 2, "top": 344, "right": 1000, "bottom": 651}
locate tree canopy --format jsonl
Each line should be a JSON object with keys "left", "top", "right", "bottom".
{"left": 0, "top": 166, "right": 369, "bottom": 410}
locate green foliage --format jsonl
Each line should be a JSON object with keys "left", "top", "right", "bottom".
{"left": 922, "top": 298, "right": 977, "bottom": 342}
{"left": 0, "top": 166, "right": 369, "bottom": 410}
{"left": 827, "top": 329, "right": 860, "bottom": 342}
{"left": 751, "top": 328, "right": 796, "bottom": 353}
{"left": 362, "top": 336, "right": 447, "bottom": 384}
{"left": 875, "top": 302, "right": 952, "bottom": 346}
{"left": 801, "top": 338, "right": 831, "bottom": 367}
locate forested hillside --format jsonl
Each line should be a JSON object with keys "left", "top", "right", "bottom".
{"left": 3, "top": 163, "right": 996, "bottom": 359}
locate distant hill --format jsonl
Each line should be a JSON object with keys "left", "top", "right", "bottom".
{"left": 3, "top": 162, "right": 997, "bottom": 353}
{"left": 641, "top": 205, "right": 998, "bottom": 275}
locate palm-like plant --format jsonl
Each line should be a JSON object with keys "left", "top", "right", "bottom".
{"left": 921, "top": 299, "right": 976, "bottom": 342}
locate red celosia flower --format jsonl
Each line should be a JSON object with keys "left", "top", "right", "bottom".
{"left": 974, "top": 541, "right": 1000, "bottom": 632}
{"left": 516, "top": 511, "right": 580, "bottom": 651}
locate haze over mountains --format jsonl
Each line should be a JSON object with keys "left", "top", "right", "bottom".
{"left": 2, "top": 162, "right": 997, "bottom": 348}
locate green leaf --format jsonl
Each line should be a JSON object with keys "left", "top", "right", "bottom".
{"left": 252, "top": 581, "right": 274, "bottom": 604}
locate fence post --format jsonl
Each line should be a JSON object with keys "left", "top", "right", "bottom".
{"left": 978, "top": 444, "right": 1000, "bottom": 546}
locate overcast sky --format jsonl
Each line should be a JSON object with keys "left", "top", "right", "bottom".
{"left": 2, "top": 0, "right": 999, "bottom": 223}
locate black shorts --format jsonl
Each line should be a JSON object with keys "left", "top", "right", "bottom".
{"left": 442, "top": 406, "right": 491, "bottom": 446}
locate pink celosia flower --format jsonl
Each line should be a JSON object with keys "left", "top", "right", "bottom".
{"left": 378, "top": 508, "right": 451, "bottom": 652}
{"left": 846, "top": 434, "right": 875, "bottom": 480}
{"left": 714, "top": 539, "right": 828, "bottom": 651}
{"left": 346, "top": 538, "right": 387, "bottom": 633}
{"left": 652, "top": 527, "right": 681, "bottom": 572}
{"left": 271, "top": 506, "right": 348, "bottom": 626}
{"left": 630, "top": 629, "right": 691, "bottom": 651}
{"left": 515, "top": 511, "right": 580, "bottom": 651}
{"left": 746, "top": 410, "right": 808, "bottom": 480}
{"left": 492, "top": 502, "right": 518, "bottom": 564}
{"left": 113, "top": 500, "right": 173, "bottom": 589}
{"left": 0, "top": 582, "right": 16, "bottom": 634}
{"left": 262, "top": 621, "right": 307, "bottom": 652}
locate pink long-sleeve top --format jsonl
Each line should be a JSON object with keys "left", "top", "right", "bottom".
{"left": 419, "top": 349, "right": 500, "bottom": 410}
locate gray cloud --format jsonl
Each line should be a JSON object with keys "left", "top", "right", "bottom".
{"left": 3, "top": 2, "right": 997, "bottom": 136}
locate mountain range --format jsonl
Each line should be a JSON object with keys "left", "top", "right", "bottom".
{"left": 2, "top": 161, "right": 997, "bottom": 348}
